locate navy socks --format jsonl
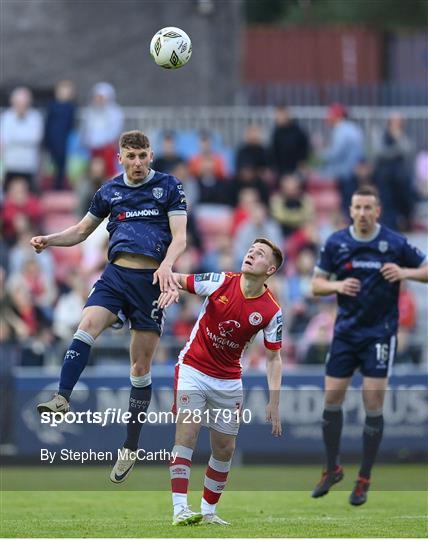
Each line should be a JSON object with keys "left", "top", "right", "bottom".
{"left": 123, "top": 375, "right": 152, "bottom": 451}
{"left": 322, "top": 407, "right": 343, "bottom": 471}
{"left": 58, "top": 330, "right": 94, "bottom": 401}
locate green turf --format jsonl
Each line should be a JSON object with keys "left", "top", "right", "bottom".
{"left": 1, "top": 466, "right": 427, "bottom": 537}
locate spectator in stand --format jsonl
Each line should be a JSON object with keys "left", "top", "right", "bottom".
{"left": 285, "top": 221, "right": 320, "bottom": 264}
{"left": 229, "top": 164, "right": 270, "bottom": 207}
{"left": 396, "top": 284, "right": 419, "bottom": 364}
{"left": 286, "top": 246, "right": 319, "bottom": 335}
{"left": 7, "top": 281, "right": 41, "bottom": 338}
{"left": 170, "top": 160, "right": 199, "bottom": 209}
{"left": 319, "top": 103, "right": 365, "bottom": 212}
{"left": 347, "top": 158, "right": 374, "bottom": 192}
{"left": 80, "top": 82, "right": 124, "bottom": 178}
{"left": 0, "top": 86, "right": 43, "bottom": 191}
{"left": 170, "top": 161, "right": 201, "bottom": 251}
{"left": 9, "top": 229, "right": 55, "bottom": 282}
{"left": 270, "top": 173, "right": 314, "bottom": 237}
{"left": 7, "top": 258, "right": 58, "bottom": 322}
{"left": 200, "top": 234, "right": 234, "bottom": 273}
{"left": 188, "top": 131, "right": 227, "bottom": 180}
{"left": 233, "top": 202, "right": 283, "bottom": 269}
{"left": 373, "top": 112, "right": 414, "bottom": 231}
{"left": 153, "top": 132, "right": 183, "bottom": 174}
{"left": 235, "top": 123, "right": 269, "bottom": 177}
{"left": 171, "top": 296, "right": 198, "bottom": 346}
{"left": 270, "top": 106, "right": 310, "bottom": 180}
{"left": 44, "top": 80, "right": 76, "bottom": 190}
{"left": 231, "top": 187, "right": 260, "bottom": 236}
{"left": 298, "top": 300, "right": 336, "bottom": 364}
{"left": 2, "top": 176, "right": 43, "bottom": 245}
{"left": 53, "top": 269, "right": 89, "bottom": 342}
{"left": 0, "top": 266, "right": 31, "bottom": 340}
{"left": 192, "top": 153, "right": 229, "bottom": 205}
{"left": 414, "top": 143, "right": 428, "bottom": 201}
{"left": 0, "top": 315, "right": 21, "bottom": 451}
{"left": 77, "top": 156, "right": 108, "bottom": 216}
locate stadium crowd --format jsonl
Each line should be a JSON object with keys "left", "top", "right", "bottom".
{"left": 1, "top": 81, "right": 427, "bottom": 371}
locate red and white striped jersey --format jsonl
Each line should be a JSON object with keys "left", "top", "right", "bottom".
{"left": 178, "top": 272, "right": 283, "bottom": 379}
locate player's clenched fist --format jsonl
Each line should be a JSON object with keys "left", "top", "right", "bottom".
{"left": 380, "top": 263, "right": 405, "bottom": 283}
{"left": 338, "top": 278, "right": 361, "bottom": 296}
{"left": 30, "top": 235, "right": 49, "bottom": 253}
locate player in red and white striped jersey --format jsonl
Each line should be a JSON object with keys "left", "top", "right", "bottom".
{"left": 158, "top": 238, "right": 284, "bottom": 526}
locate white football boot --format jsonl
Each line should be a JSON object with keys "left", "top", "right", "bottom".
{"left": 37, "top": 393, "right": 70, "bottom": 415}
{"left": 110, "top": 447, "right": 137, "bottom": 483}
{"left": 202, "top": 513, "right": 231, "bottom": 525}
{"left": 172, "top": 507, "right": 203, "bottom": 526}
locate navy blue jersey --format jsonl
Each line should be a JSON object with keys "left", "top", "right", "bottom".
{"left": 316, "top": 224, "right": 426, "bottom": 340}
{"left": 87, "top": 170, "right": 187, "bottom": 263}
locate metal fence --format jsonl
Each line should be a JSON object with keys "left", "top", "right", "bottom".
{"left": 119, "top": 106, "right": 428, "bottom": 152}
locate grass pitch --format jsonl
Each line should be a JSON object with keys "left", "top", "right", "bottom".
{"left": 1, "top": 465, "right": 427, "bottom": 537}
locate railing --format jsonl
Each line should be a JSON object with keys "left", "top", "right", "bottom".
{"left": 118, "top": 106, "right": 428, "bottom": 151}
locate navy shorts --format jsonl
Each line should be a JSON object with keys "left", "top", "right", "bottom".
{"left": 326, "top": 334, "right": 397, "bottom": 378}
{"left": 85, "top": 263, "right": 164, "bottom": 334}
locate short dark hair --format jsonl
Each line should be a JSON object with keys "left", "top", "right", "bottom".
{"left": 253, "top": 238, "right": 284, "bottom": 271}
{"left": 119, "top": 130, "right": 150, "bottom": 150}
{"left": 352, "top": 185, "right": 380, "bottom": 203}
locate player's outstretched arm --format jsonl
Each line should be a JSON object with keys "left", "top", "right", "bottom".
{"left": 380, "top": 262, "right": 428, "bottom": 283}
{"left": 265, "top": 349, "right": 282, "bottom": 437}
{"left": 30, "top": 215, "right": 100, "bottom": 253}
{"left": 153, "top": 214, "right": 187, "bottom": 292}
{"left": 311, "top": 272, "right": 361, "bottom": 297}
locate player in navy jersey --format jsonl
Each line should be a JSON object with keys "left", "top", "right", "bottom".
{"left": 30, "top": 130, "right": 187, "bottom": 482}
{"left": 310, "top": 185, "right": 428, "bottom": 505}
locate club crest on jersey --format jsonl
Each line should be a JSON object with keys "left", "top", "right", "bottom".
{"left": 179, "top": 394, "right": 190, "bottom": 405}
{"left": 378, "top": 240, "right": 388, "bottom": 253}
{"left": 218, "top": 295, "right": 229, "bottom": 305}
{"left": 152, "top": 187, "right": 164, "bottom": 199}
{"left": 249, "top": 312, "right": 263, "bottom": 326}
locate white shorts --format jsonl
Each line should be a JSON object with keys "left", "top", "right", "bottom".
{"left": 173, "top": 363, "right": 243, "bottom": 436}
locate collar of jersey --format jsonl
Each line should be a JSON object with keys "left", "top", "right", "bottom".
{"left": 349, "top": 223, "right": 381, "bottom": 242}
{"left": 123, "top": 169, "right": 155, "bottom": 187}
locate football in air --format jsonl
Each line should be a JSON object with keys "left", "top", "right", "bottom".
{"left": 150, "top": 27, "right": 192, "bottom": 69}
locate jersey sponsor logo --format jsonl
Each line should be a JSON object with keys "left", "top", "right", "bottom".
{"left": 218, "top": 295, "right": 229, "bottom": 305}
{"left": 205, "top": 326, "right": 239, "bottom": 350}
{"left": 345, "top": 260, "right": 382, "bottom": 270}
{"left": 152, "top": 187, "right": 164, "bottom": 199}
{"left": 249, "top": 312, "right": 263, "bottom": 326}
{"left": 276, "top": 325, "right": 283, "bottom": 342}
{"left": 218, "top": 320, "right": 240, "bottom": 337}
{"left": 276, "top": 314, "right": 282, "bottom": 324}
{"left": 378, "top": 240, "right": 388, "bottom": 253}
{"left": 117, "top": 208, "right": 160, "bottom": 220}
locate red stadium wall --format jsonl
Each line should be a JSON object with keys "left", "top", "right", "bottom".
{"left": 243, "top": 26, "right": 384, "bottom": 85}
